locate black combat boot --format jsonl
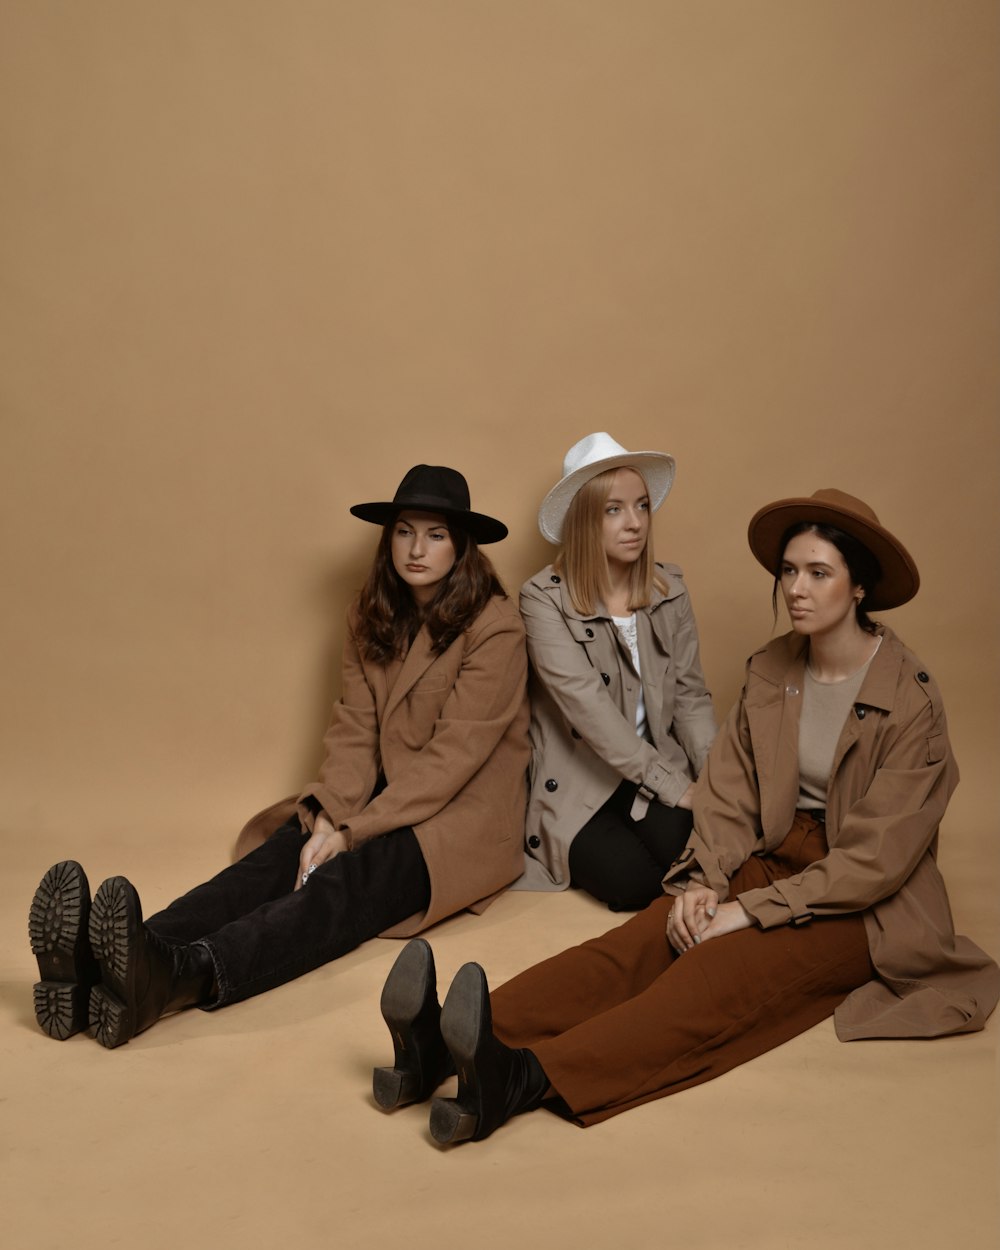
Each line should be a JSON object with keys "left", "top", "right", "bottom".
{"left": 87, "top": 876, "right": 215, "bottom": 1049}
{"left": 29, "top": 861, "right": 101, "bottom": 1039}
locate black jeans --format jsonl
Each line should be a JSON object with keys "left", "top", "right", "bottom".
{"left": 145, "top": 819, "right": 430, "bottom": 1007}
{"left": 568, "top": 781, "right": 694, "bottom": 912}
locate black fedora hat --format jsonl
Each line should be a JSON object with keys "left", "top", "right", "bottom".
{"left": 350, "top": 465, "right": 508, "bottom": 544}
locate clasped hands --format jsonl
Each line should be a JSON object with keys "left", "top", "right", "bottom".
{"left": 295, "top": 812, "right": 349, "bottom": 891}
{"left": 666, "top": 885, "right": 751, "bottom": 953}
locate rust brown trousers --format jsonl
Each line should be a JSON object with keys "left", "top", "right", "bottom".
{"left": 491, "top": 812, "right": 873, "bottom": 1126}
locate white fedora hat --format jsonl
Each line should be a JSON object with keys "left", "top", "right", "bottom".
{"left": 538, "top": 432, "right": 676, "bottom": 544}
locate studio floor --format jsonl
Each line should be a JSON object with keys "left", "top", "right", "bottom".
{"left": 3, "top": 826, "right": 997, "bottom": 1250}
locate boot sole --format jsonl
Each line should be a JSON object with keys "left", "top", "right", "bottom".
{"left": 88, "top": 984, "right": 132, "bottom": 1050}
{"left": 88, "top": 877, "right": 141, "bottom": 1049}
{"left": 429, "top": 963, "right": 487, "bottom": 1144}
{"left": 373, "top": 938, "right": 440, "bottom": 1110}
{"left": 28, "top": 861, "right": 96, "bottom": 1039}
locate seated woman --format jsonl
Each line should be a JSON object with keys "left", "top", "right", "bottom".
{"left": 372, "top": 488, "right": 999, "bottom": 1142}
{"left": 513, "top": 432, "right": 716, "bottom": 911}
{"left": 29, "top": 465, "right": 530, "bottom": 1049}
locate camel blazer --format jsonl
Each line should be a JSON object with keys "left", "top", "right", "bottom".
{"left": 513, "top": 563, "right": 717, "bottom": 890}
{"left": 666, "top": 626, "right": 999, "bottom": 1039}
{"left": 235, "top": 594, "right": 531, "bottom": 936}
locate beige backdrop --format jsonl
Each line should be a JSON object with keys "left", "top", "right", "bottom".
{"left": 2, "top": 3, "right": 997, "bottom": 1249}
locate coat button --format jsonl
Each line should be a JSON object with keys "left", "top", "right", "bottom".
{"left": 585, "top": 627, "right": 594, "bottom": 638}
{"left": 855, "top": 706, "right": 866, "bottom": 719}
{"left": 601, "top": 672, "right": 611, "bottom": 685}
{"left": 917, "top": 671, "right": 929, "bottom": 683}
{"left": 550, "top": 575, "right": 561, "bottom": 583}
{"left": 544, "top": 778, "right": 558, "bottom": 792}
{"left": 528, "top": 835, "right": 541, "bottom": 849}
{"left": 786, "top": 685, "right": 800, "bottom": 696}
{"left": 571, "top": 729, "right": 581, "bottom": 739}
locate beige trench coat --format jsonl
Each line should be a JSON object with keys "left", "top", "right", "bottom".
{"left": 666, "top": 626, "right": 999, "bottom": 1039}
{"left": 234, "top": 594, "right": 531, "bottom": 936}
{"left": 513, "top": 563, "right": 717, "bottom": 890}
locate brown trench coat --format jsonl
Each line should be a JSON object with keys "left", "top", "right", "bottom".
{"left": 234, "top": 594, "right": 531, "bottom": 937}
{"left": 513, "top": 563, "right": 717, "bottom": 890}
{"left": 665, "top": 625, "right": 999, "bottom": 1039}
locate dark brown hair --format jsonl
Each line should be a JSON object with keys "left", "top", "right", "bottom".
{"left": 354, "top": 516, "right": 506, "bottom": 663}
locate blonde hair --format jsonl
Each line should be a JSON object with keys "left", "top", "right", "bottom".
{"left": 554, "top": 467, "right": 667, "bottom": 614}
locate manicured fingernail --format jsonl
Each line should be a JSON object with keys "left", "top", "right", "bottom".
{"left": 707, "top": 908, "right": 716, "bottom": 917}
{"left": 693, "top": 936, "right": 701, "bottom": 944}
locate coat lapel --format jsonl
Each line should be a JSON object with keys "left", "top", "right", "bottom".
{"left": 747, "top": 637, "right": 806, "bottom": 844}
{"left": 825, "top": 629, "right": 900, "bottom": 829}
{"left": 381, "top": 626, "right": 437, "bottom": 723}
{"left": 638, "top": 600, "right": 673, "bottom": 739}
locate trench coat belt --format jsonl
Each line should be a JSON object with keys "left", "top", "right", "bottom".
{"left": 630, "top": 783, "right": 657, "bottom": 821}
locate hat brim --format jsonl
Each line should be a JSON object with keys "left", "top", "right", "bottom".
{"left": 350, "top": 499, "right": 508, "bottom": 544}
{"left": 747, "top": 497, "right": 919, "bottom": 611}
{"left": 538, "top": 452, "right": 677, "bottom": 545}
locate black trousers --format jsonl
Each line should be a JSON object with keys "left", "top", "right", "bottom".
{"left": 568, "top": 781, "right": 694, "bottom": 912}
{"left": 145, "top": 819, "right": 430, "bottom": 1007}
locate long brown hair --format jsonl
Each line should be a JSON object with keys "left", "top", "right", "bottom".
{"left": 554, "top": 467, "right": 667, "bottom": 615}
{"left": 354, "top": 516, "right": 506, "bottom": 663}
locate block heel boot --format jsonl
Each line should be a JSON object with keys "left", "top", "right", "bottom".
{"left": 429, "top": 961, "right": 548, "bottom": 1144}
{"left": 373, "top": 938, "right": 452, "bottom": 1109}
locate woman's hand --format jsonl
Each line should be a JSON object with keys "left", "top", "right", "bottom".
{"left": 697, "top": 900, "right": 752, "bottom": 944}
{"left": 666, "top": 885, "right": 719, "bottom": 952}
{"left": 295, "top": 813, "right": 349, "bottom": 890}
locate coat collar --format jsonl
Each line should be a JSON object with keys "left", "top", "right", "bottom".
{"left": 749, "top": 625, "right": 900, "bottom": 712}
{"left": 526, "top": 562, "right": 684, "bottom": 623}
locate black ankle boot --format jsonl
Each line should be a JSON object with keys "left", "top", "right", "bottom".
{"left": 29, "top": 861, "right": 101, "bottom": 1040}
{"left": 87, "top": 876, "right": 215, "bottom": 1049}
{"left": 373, "top": 938, "right": 452, "bottom": 1110}
{"left": 429, "top": 962, "right": 549, "bottom": 1144}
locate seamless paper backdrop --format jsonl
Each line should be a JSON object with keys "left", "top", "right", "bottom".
{"left": 1, "top": 7, "right": 997, "bottom": 1250}
{"left": 1, "top": 1, "right": 996, "bottom": 922}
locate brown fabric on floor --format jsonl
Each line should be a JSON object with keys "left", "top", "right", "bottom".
{"left": 491, "top": 814, "right": 873, "bottom": 1125}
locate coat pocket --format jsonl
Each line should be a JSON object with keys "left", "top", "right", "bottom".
{"left": 925, "top": 733, "right": 946, "bottom": 764}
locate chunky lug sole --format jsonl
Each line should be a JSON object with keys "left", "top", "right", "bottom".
{"left": 429, "top": 963, "right": 493, "bottom": 1144}
{"left": 29, "top": 861, "right": 98, "bottom": 1040}
{"left": 87, "top": 876, "right": 142, "bottom": 1049}
{"left": 373, "top": 938, "right": 444, "bottom": 1110}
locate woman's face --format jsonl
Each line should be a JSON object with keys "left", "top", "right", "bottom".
{"left": 780, "top": 531, "right": 862, "bottom": 641}
{"left": 391, "top": 511, "right": 456, "bottom": 605}
{"left": 601, "top": 468, "right": 650, "bottom": 571}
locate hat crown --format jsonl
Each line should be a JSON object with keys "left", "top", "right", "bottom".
{"left": 392, "top": 464, "right": 471, "bottom": 512}
{"left": 350, "top": 463, "right": 508, "bottom": 543}
{"left": 562, "top": 432, "right": 631, "bottom": 479}
{"left": 808, "top": 488, "right": 881, "bottom": 528}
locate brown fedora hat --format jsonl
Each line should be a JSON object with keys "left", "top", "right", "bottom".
{"left": 747, "top": 488, "right": 919, "bottom": 610}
